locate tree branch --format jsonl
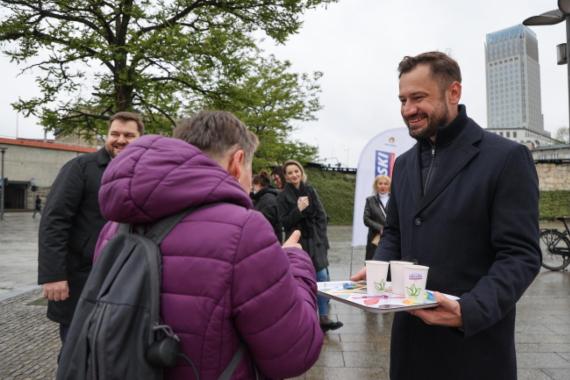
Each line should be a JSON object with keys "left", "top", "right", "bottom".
{"left": 26, "top": 29, "right": 115, "bottom": 71}
{"left": 150, "top": 76, "right": 214, "bottom": 96}
{"left": 135, "top": 0, "right": 216, "bottom": 36}
{"left": 133, "top": 94, "right": 177, "bottom": 126}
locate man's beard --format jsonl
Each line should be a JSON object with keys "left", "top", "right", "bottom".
{"left": 405, "top": 102, "right": 449, "bottom": 141}
{"left": 105, "top": 144, "right": 123, "bottom": 158}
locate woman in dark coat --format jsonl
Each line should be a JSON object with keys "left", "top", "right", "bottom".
{"left": 363, "top": 175, "right": 391, "bottom": 260}
{"left": 277, "top": 160, "right": 343, "bottom": 332}
{"left": 251, "top": 171, "right": 282, "bottom": 242}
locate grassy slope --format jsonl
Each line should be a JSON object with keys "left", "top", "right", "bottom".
{"left": 305, "top": 168, "right": 355, "bottom": 225}
{"left": 307, "top": 168, "right": 570, "bottom": 224}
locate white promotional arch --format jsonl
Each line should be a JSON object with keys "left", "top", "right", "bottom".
{"left": 351, "top": 128, "right": 416, "bottom": 247}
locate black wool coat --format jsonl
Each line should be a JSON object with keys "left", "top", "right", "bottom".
{"left": 375, "top": 106, "right": 541, "bottom": 380}
{"left": 277, "top": 183, "right": 329, "bottom": 272}
{"left": 38, "top": 148, "right": 111, "bottom": 325}
{"left": 252, "top": 187, "right": 283, "bottom": 243}
{"left": 363, "top": 195, "right": 387, "bottom": 260}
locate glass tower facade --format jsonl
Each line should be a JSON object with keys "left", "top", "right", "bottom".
{"left": 485, "top": 24, "right": 545, "bottom": 133}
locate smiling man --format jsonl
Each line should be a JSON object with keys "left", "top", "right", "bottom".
{"left": 38, "top": 111, "right": 142, "bottom": 353}
{"left": 352, "top": 51, "right": 540, "bottom": 380}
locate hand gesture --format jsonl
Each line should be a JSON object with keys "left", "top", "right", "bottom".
{"left": 42, "top": 280, "right": 70, "bottom": 301}
{"left": 283, "top": 230, "right": 302, "bottom": 250}
{"left": 297, "top": 196, "right": 309, "bottom": 212}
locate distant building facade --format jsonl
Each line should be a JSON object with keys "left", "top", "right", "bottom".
{"left": 0, "top": 137, "right": 96, "bottom": 210}
{"left": 485, "top": 24, "right": 557, "bottom": 148}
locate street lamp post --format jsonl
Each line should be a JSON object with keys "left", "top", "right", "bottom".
{"left": 0, "top": 147, "right": 6, "bottom": 221}
{"left": 524, "top": 0, "right": 570, "bottom": 143}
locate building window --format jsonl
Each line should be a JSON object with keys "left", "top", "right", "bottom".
{"left": 513, "top": 132, "right": 517, "bottom": 138}
{"left": 506, "top": 131, "right": 510, "bottom": 138}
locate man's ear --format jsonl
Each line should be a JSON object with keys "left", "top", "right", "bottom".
{"left": 447, "top": 81, "right": 462, "bottom": 106}
{"left": 227, "top": 149, "right": 245, "bottom": 180}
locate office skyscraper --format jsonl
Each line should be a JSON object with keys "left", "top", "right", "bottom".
{"left": 485, "top": 24, "right": 555, "bottom": 147}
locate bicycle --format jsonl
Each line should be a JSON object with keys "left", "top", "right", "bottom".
{"left": 539, "top": 217, "right": 570, "bottom": 271}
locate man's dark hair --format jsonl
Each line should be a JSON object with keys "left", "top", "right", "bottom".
{"left": 173, "top": 111, "right": 258, "bottom": 162}
{"left": 398, "top": 51, "right": 462, "bottom": 88}
{"left": 109, "top": 112, "right": 145, "bottom": 135}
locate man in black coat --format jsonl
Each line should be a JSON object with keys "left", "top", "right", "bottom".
{"left": 352, "top": 52, "right": 540, "bottom": 380}
{"left": 38, "top": 112, "right": 143, "bottom": 344}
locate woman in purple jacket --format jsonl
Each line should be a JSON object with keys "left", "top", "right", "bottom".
{"left": 95, "top": 111, "right": 323, "bottom": 379}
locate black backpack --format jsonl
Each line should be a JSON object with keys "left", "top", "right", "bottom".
{"left": 57, "top": 208, "right": 245, "bottom": 380}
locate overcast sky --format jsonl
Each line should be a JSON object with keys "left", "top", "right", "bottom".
{"left": 1, "top": 0, "right": 568, "bottom": 167}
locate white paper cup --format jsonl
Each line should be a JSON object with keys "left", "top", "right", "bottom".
{"left": 389, "top": 261, "right": 414, "bottom": 295}
{"left": 365, "top": 260, "right": 389, "bottom": 295}
{"left": 403, "top": 265, "right": 429, "bottom": 302}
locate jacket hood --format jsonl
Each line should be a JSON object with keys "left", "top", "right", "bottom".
{"left": 252, "top": 186, "right": 279, "bottom": 201}
{"left": 99, "top": 135, "right": 252, "bottom": 224}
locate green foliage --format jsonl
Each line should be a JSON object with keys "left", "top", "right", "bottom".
{"left": 539, "top": 191, "right": 570, "bottom": 220}
{"left": 0, "top": 0, "right": 335, "bottom": 163}
{"left": 305, "top": 168, "right": 355, "bottom": 225}
{"left": 195, "top": 54, "right": 322, "bottom": 168}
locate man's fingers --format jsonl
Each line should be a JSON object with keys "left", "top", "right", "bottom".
{"left": 350, "top": 267, "right": 366, "bottom": 281}
{"left": 411, "top": 309, "right": 432, "bottom": 324}
{"left": 43, "top": 281, "right": 70, "bottom": 301}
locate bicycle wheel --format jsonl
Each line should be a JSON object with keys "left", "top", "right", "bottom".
{"left": 539, "top": 229, "right": 570, "bottom": 271}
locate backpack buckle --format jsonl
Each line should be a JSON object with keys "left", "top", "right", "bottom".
{"left": 146, "top": 324, "right": 181, "bottom": 368}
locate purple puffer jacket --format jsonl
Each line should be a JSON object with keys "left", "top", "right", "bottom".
{"left": 94, "top": 136, "right": 323, "bottom": 379}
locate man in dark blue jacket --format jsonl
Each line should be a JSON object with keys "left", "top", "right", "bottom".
{"left": 38, "top": 112, "right": 143, "bottom": 345}
{"left": 353, "top": 51, "right": 540, "bottom": 380}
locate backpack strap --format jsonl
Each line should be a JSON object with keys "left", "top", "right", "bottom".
{"left": 218, "top": 343, "right": 244, "bottom": 380}
{"left": 126, "top": 204, "right": 258, "bottom": 380}
{"left": 144, "top": 207, "right": 198, "bottom": 245}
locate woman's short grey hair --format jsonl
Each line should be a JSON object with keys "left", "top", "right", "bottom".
{"left": 173, "top": 111, "right": 258, "bottom": 162}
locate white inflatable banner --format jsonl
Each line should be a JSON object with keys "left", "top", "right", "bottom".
{"left": 351, "top": 128, "right": 415, "bottom": 247}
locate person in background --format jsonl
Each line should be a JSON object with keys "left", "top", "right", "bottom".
{"left": 351, "top": 51, "right": 540, "bottom": 380}
{"left": 94, "top": 111, "right": 323, "bottom": 379}
{"left": 363, "top": 175, "right": 391, "bottom": 260}
{"left": 277, "top": 159, "right": 343, "bottom": 332}
{"left": 252, "top": 171, "right": 282, "bottom": 243}
{"left": 32, "top": 194, "right": 42, "bottom": 219}
{"left": 270, "top": 165, "right": 286, "bottom": 190}
{"left": 38, "top": 112, "right": 143, "bottom": 348}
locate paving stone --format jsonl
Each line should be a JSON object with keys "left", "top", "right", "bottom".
{"left": 342, "top": 351, "right": 389, "bottom": 368}
{"left": 517, "top": 352, "right": 570, "bottom": 368}
{"left": 313, "top": 351, "right": 344, "bottom": 368}
{"left": 303, "top": 366, "right": 388, "bottom": 380}
{"left": 516, "top": 368, "right": 555, "bottom": 380}
{"left": 541, "top": 368, "right": 570, "bottom": 380}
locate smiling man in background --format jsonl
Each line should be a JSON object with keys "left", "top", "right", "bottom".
{"left": 38, "top": 111, "right": 143, "bottom": 350}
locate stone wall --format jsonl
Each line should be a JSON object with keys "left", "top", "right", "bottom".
{"left": 536, "top": 162, "right": 570, "bottom": 191}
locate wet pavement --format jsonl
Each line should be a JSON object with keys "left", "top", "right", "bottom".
{"left": 0, "top": 213, "right": 569, "bottom": 379}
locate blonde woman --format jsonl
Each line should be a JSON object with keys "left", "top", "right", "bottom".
{"left": 363, "top": 175, "right": 391, "bottom": 260}
{"left": 277, "top": 160, "right": 343, "bottom": 332}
